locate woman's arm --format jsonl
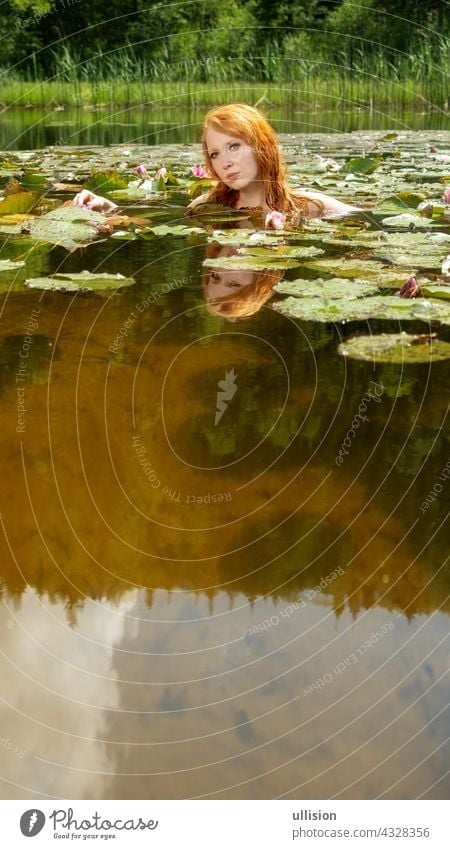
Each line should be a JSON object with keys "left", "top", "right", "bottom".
{"left": 297, "top": 189, "right": 360, "bottom": 217}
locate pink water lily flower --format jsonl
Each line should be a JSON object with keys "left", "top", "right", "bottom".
{"left": 265, "top": 211, "right": 286, "bottom": 230}
{"left": 135, "top": 164, "right": 148, "bottom": 178}
{"left": 155, "top": 166, "right": 168, "bottom": 181}
{"left": 190, "top": 164, "right": 208, "bottom": 178}
{"left": 443, "top": 186, "right": 450, "bottom": 203}
{"left": 398, "top": 276, "right": 421, "bottom": 298}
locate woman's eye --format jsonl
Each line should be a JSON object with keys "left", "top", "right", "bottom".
{"left": 230, "top": 143, "right": 240, "bottom": 151}
{"left": 210, "top": 152, "right": 217, "bottom": 160}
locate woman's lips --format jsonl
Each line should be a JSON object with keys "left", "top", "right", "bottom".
{"left": 226, "top": 172, "right": 240, "bottom": 182}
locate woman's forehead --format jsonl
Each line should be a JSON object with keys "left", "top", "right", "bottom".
{"left": 205, "top": 125, "right": 244, "bottom": 149}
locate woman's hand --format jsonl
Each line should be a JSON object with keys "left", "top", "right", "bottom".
{"left": 72, "top": 189, "right": 119, "bottom": 215}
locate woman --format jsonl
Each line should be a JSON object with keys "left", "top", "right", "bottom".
{"left": 73, "top": 103, "right": 359, "bottom": 225}
{"left": 189, "top": 102, "right": 359, "bottom": 221}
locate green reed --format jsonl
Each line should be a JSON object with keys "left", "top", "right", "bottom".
{"left": 1, "top": 37, "right": 448, "bottom": 111}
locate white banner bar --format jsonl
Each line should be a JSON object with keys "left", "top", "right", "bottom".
{"left": 3, "top": 799, "right": 446, "bottom": 848}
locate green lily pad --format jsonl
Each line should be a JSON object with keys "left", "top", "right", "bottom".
{"left": 86, "top": 170, "right": 130, "bottom": 193}
{"left": 19, "top": 173, "right": 48, "bottom": 192}
{"left": 304, "top": 257, "right": 408, "bottom": 285}
{"left": 0, "top": 259, "right": 26, "bottom": 272}
{"left": 238, "top": 245, "right": 324, "bottom": 260}
{"left": 421, "top": 284, "right": 450, "bottom": 300}
{"left": 203, "top": 255, "right": 302, "bottom": 271}
{"left": 374, "top": 192, "right": 425, "bottom": 214}
{"left": 342, "top": 157, "right": 380, "bottom": 175}
{"left": 371, "top": 245, "right": 447, "bottom": 270}
{"left": 338, "top": 333, "right": 450, "bottom": 363}
{"left": 0, "top": 192, "right": 40, "bottom": 215}
{"left": 0, "top": 223, "right": 24, "bottom": 236}
{"left": 380, "top": 213, "right": 435, "bottom": 229}
{"left": 274, "top": 277, "right": 380, "bottom": 299}
{"left": 190, "top": 204, "right": 256, "bottom": 223}
{"left": 323, "top": 232, "right": 449, "bottom": 272}
{"left": 25, "top": 206, "right": 108, "bottom": 251}
{"left": 141, "top": 224, "right": 205, "bottom": 237}
{"left": 273, "top": 294, "right": 450, "bottom": 324}
{"left": 24, "top": 270, "right": 135, "bottom": 293}
{"left": 208, "top": 230, "right": 287, "bottom": 247}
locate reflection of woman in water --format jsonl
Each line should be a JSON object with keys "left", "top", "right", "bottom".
{"left": 73, "top": 103, "right": 359, "bottom": 225}
{"left": 203, "top": 245, "right": 283, "bottom": 320}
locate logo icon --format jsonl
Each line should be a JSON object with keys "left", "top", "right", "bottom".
{"left": 215, "top": 368, "right": 238, "bottom": 425}
{"left": 20, "top": 810, "right": 46, "bottom": 837}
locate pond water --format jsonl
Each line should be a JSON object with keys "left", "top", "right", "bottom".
{"left": 1, "top": 105, "right": 448, "bottom": 151}
{"left": 0, "top": 130, "right": 449, "bottom": 800}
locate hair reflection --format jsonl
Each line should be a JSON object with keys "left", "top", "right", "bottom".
{"left": 202, "top": 245, "right": 284, "bottom": 320}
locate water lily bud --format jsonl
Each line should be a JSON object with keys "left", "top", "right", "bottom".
{"left": 155, "top": 167, "right": 167, "bottom": 181}
{"left": 443, "top": 186, "right": 450, "bottom": 203}
{"left": 265, "top": 211, "right": 286, "bottom": 230}
{"left": 135, "top": 164, "right": 148, "bottom": 178}
{"left": 398, "top": 276, "right": 421, "bottom": 298}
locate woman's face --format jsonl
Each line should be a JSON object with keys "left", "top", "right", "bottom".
{"left": 206, "top": 268, "right": 254, "bottom": 300}
{"left": 205, "top": 126, "right": 259, "bottom": 190}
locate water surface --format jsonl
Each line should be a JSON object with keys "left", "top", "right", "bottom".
{"left": 0, "top": 131, "right": 449, "bottom": 800}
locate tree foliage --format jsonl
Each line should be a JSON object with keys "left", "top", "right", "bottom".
{"left": 0, "top": 0, "right": 448, "bottom": 76}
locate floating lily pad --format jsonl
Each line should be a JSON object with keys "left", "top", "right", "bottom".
{"left": 324, "top": 231, "right": 448, "bottom": 272}
{"left": 274, "top": 277, "right": 380, "bottom": 299}
{"left": 141, "top": 224, "right": 205, "bottom": 237}
{"left": 238, "top": 245, "right": 324, "bottom": 259}
{"left": 338, "top": 333, "right": 450, "bottom": 363}
{"left": 0, "top": 192, "right": 40, "bottom": 215}
{"left": 273, "top": 294, "right": 450, "bottom": 324}
{"left": 24, "top": 270, "right": 135, "bottom": 293}
{"left": 203, "top": 255, "right": 302, "bottom": 271}
{"left": 0, "top": 259, "right": 26, "bottom": 272}
{"left": 25, "top": 206, "right": 108, "bottom": 251}
{"left": 421, "top": 284, "right": 450, "bottom": 300}
{"left": 380, "top": 213, "right": 435, "bottom": 229}
{"left": 190, "top": 204, "right": 256, "bottom": 223}
{"left": 372, "top": 250, "right": 445, "bottom": 270}
{"left": 342, "top": 157, "right": 380, "bottom": 175}
{"left": 208, "top": 229, "right": 287, "bottom": 247}
{"left": 304, "top": 257, "right": 408, "bottom": 285}
{"left": 86, "top": 170, "right": 130, "bottom": 193}
{"left": 374, "top": 193, "right": 425, "bottom": 214}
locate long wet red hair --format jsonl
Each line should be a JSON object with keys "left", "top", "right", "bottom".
{"left": 201, "top": 103, "right": 323, "bottom": 218}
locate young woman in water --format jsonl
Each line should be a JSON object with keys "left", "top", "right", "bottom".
{"left": 189, "top": 102, "right": 359, "bottom": 220}
{"left": 73, "top": 103, "right": 359, "bottom": 225}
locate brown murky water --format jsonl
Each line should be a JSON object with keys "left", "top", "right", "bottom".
{"left": 0, "top": 136, "right": 449, "bottom": 800}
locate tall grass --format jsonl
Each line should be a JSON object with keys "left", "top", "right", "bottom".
{"left": 1, "top": 38, "right": 448, "bottom": 111}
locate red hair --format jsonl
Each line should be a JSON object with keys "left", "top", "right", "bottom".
{"left": 201, "top": 103, "right": 323, "bottom": 218}
{"left": 202, "top": 244, "right": 282, "bottom": 320}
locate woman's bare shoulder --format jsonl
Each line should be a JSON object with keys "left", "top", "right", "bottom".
{"left": 294, "top": 189, "right": 360, "bottom": 216}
